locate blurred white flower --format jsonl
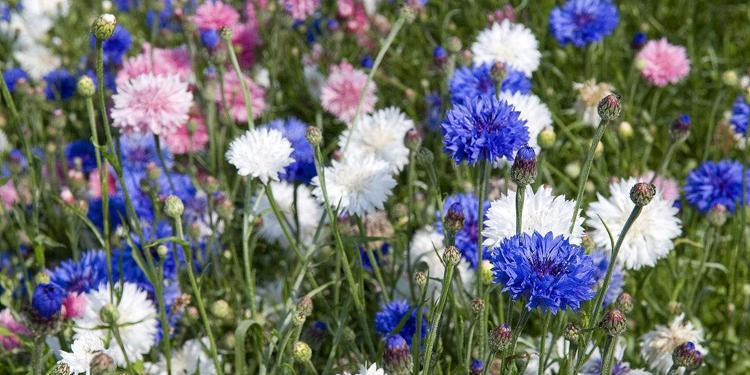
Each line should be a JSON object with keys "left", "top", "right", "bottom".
{"left": 574, "top": 79, "right": 615, "bottom": 127}
{"left": 639, "top": 314, "right": 706, "bottom": 374}
{"left": 471, "top": 20, "right": 541, "bottom": 77}
{"left": 498, "top": 91, "right": 552, "bottom": 156}
{"left": 340, "top": 107, "right": 414, "bottom": 172}
{"left": 147, "top": 338, "right": 217, "bottom": 375}
{"left": 58, "top": 332, "right": 105, "bottom": 375}
{"left": 255, "top": 181, "right": 323, "bottom": 247}
{"left": 226, "top": 128, "right": 295, "bottom": 183}
{"left": 339, "top": 363, "right": 386, "bottom": 375}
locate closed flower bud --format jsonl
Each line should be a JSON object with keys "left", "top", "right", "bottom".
{"left": 297, "top": 296, "right": 313, "bottom": 317}
{"left": 471, "top": 298, "right": 485, "bottom": 316}
{"left": 480, "top": 261, "right": 493, "bottom": 285}
{"left": 631, "top": 32, "right": 647, "bottom": 50}
{"left": 342, "top": 327, "right": 356, "bottom": 343}
{"left": 597, "top": 93, "right": 622, "bottom": 121}
{"left": 90, "top": 352, "right": 115, "bottom": 375}
{"left": 563, "top": 322, "right": 581, "bottom": 342}
{"left": 444, "top": 246, "right": 461, "bottom": 266}
{"left": 51, "top": 362, "right": 72, "bottom": 375}
{"left": 510, "top": 146, "right": 536, "bottom": 186}
{"left": 433, "top": 46, "right": 448, "bottom": 66}
{"left": 414, "top": 271, "right": 427, "bottom": 289}
{"left": 444, "top": 203, "right": 465, "bottom": 234}
{"left": 77, "top": 76, "right": 95, "bottom": 98}
{"left": 722, "top": 70, "right": 738, "bottom": 87}
{"left": 384, "top": 335, "right": 412, "bottom": 375}
{"left": 305, "top": 126, "right": 322, "bottom": 147}
{"left": 615, "top": 293, "right": 634, "bottom": 313}
{"left": 469, "top": 359, "right": 484, "bottom": 375}
{"left": 707, "top": 204, "right": 728, "bottom": 227}
{"left": 672, "top": 342, "right": 703, "bottom": 370}
{"left": 446, "top": 36, "right": 462, "bottom": 53}
{"left": 292, "top": 341, "right": 312, "bottom": 362}
{"left": 538, "top": 127, "right": 556, "bottom": 149}
{"left": 416, "top": 148, "right": 434, "bottom": 165}
{"left": 404, "top": 128, "right": 421, "bottom": 151}
{"left": 292, "top": 311, "right": 306, "bottom": 327}
{"left": 599, "top": 309, "right": 627, "bottom": 336}
{"left": 617, "top": 121, "right": 633, "bottom": 139}
{"left": 32, "top": 283, "right": 65, "bottom": 319}
{"left": 630, "top": 182, "right": 656, "bottom": 206}
{"left": 670, "top": 114, "right": 691, "bottom": 143}
{"left": 91, "top": 14, "right": 117, "bottom": 41}
{"left": 164, "top": 195, "right": 184, "bottom": 218}
{"left": 489, "top": 324, "right": 512, "bottom": 352}
{"left": 99, "top": 303, "right": 119, "bottom": 325}
{"left": 211, "top": 299, "right": 231, "bottom": 319}
{"left": 156, "top": 245, "right": 169, "bottom": 259}
{"left": 565, "top": 161, "right": 581, "bottom": 179}
{"left": 219, "top": 27, "right": 233, "bottom": 41}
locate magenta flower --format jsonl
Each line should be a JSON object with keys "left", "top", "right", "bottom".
{"left": 321, "top": 60, "right": 376, "bottom": 123}
{"left": 636, "top": 38, "right": 690, "bottom": 87}
{"left": 0, "top": 309, "right": 29, "bottom": 350}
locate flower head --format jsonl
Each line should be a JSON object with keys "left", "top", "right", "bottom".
{"left": 116, "top": 45, "right": 193, "bottom": 87}
{"left": 636, "top": 38, "right": 690, "bottom": 87}
{"left": 586, "top": 177, "right": 682, "bottom": 270}
{"left": 147, "top": 338, "right": 217, "bottom": 375}
{"left": 501, "top": 69, "right": 532, "bottom": 95}
{"left": 488, "top": 231, "right": 597, "bottom": 313}
{"left": 43, "top": 69, "right": 77, "bottom": 101}
{"left": 311, "top": 155, "right": 395, "bottom": 217}
{"left": 193, "top": 1, "right": 240, "bottom": 30}
{"left": 32, "top": 283, "right": 66, "bottom": 319}
{"left": 217, "top": 72, "right": 267, "bottom": 123}
{"left": 280, "top": 0, "right": 320, "bottom": 20}
{"left": 3, "top": 67, "right": 29, "bottom": 92}
{"left": 684, "top": 160, "right": 750, "bottom": 214}
{"left": 58, "top": 332, "right": 105, "bottom": 374}
{"left": 255, "top": 181, "right": 322, "bottom": 247}
{"left": 449, "top": 63, "right": 496, "bottom": 106}
{"left": 497, "top": 92, "right": 552, "bottom": 156}
{"left": 321, "top": 60, "right": 377, "bottom": 122}
{"left": 548, "top": 0, "right": 619, "bottom": 47}
{"left": 374, "top": 299, "right": 428, "bottom": 347}
{"left": 471, "top": 20, "right": 541, "bottom": 77}
{"left": 436, "top": 193, "right": 488, "bottom": 268}
{"left": 49, "top": 250, "right": 108, "bottom": 294}
{"left": 111, "top": 74, "right": 193, "bottom": 135}
{"left": 340, "top": 107, "right": 414, "bottom": 172}
{"left": 163, "top": 114, "right": 210, "bottom": 155}
{"left": 266, "top": 117, "right": 317, "bottom": 183}
{"left": 483, "top": 186, "right": 585, "bottom": 249}
{"left": 639, "top": 314, "right": 706, "bottom": 374}
{"left": 730, "top": 95, "right": 749, "bottom": 138}
{"left": 0, "top": 309, "right": 30, "bottom": 350}
{"left": 119, "top": 133, "right": 174, "bottom": 172}
{"left": 441, "top": 95, "right": 529, "bottom": 165}
{"left": 73, "top": 282, "right": 159, "bottom": 366}
{"left": 226, "top": 127, "right": 294, "bottom": 183}
{"left": 65, "top": 140, "right": 98, "bottom": 174}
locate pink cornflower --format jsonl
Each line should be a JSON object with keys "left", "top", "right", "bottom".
{"left": 279, "top": 0, "right": 319, "bottom": 20}
{"left": 337, "top": 0, "right": 369, "bottom": 35}
{"left": 232, "top": 23, "right": 260, "bottom": 68}
{"left": 63, "top": 293, "right": 86, "bottom": 319}
{"left": 218, "top": 72, "right": 267, "bottom": 123}
{"left": 0, "top": 181, "right": 18, "bottom": 209}
{"left": 641, "top": 171, "right": 680, "bottom": 202}
{"left": 116, "top": 45, "right": 192, "bottom": 87}
{"left": 164, "top": 114, "right": 210, "bottom": 154}
{"left": 111, "top": 74, "right": 194, "bottom": 135}
{"left": 88, "top": 166, "right": 118, "bottom": 198}
{"left": 193, "top": 1, "right": 240, "bottom": 30}
{"left": 0, "top": 309, "right": 29, "bottom": 350}
{"left": 636, "top": 38, "right": 690, "bottom": 87}
{"left": 321, "top": 60, "right": 376, "bottom": 123}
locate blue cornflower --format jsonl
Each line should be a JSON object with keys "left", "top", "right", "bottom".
{"left": 267, "top": 118, "right": 317, "bottom": 183}
{"left": 361, "top": 55, "right": 374, "bottom": 69}
{"left": 114, "top": 0, "right": 139, "bottom": 11}
{"left": 3, "top": 68, "right": 29, "bottom": 92}
{"left": 470, "top": 360, "right": 484, "bottom": 375}
{"left": 31, "top": 283, "right": 66, "bottom": 319}
{"left": 65, "top": 140, "right": 98, "bottom": 174}
{"left": 48, "top": 251, "right": 108, "bottom": 294}
{"left": 433, "top": 46, "right": 447, "bottom": 65}
{"left": 589, "top": 250, "right": 623, "bottom": 306}
{"left": 374, "top": 299, "right": 428, "bottom": 347}
{"left": 487, "top": 231, "right": 597, "bottom": 313}
{"left": 119, "top": 133, "right": 174, "bottom": 172}
{"left": 631, "top": 32, "right": 647, "bottom": 50}
{"left": 730, "top": 95, "right": 749, "bottom": 137}
{"left": 90, "top": 24, "right": 132, "bottom": 65}
{"left": 441, "top": 95, "right": 528, "bottom": 165}
{"left": 359, "top": 244, "right": 389, "bottom": 271}
{"left": 424, "top": 92, "right": 443, "bottom": 129}
{"left": 500, "top": 69, "right": 532, "bottom": 95}
{"left": 43, "top": 69, "right": 77, "bottom": 101}
{"left": 449, "top": 63, "right": 496, "bottom": 106}
{"left": 200, "top": 29, "right": 220, "bottom": 49}
{"left": 435, "top": 193, "right": 489, "bottom": 268}
{"left": 87, "top": 193, "right": 128, "bottom": 230}
{"left": 684, "top": 160, "right": 750, "bottom": 214}
{"left": 147, "top": 0, "right": 180, "bottom": 31}
{"left": 548, "top": 0, "right": 619, "bottom": 47}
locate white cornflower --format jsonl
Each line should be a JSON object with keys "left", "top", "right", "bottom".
{"left": 58, "top": 332, "right": 105, "bottom": 375}
{"left": 311, "top": 155, "right": 396, "bottom": 217}
{"left": 254, "top": 181, "right": 323, "bottom": 247}
{"left": 339, "top": 363, "right": 386, "bottom": 375}
{"left": 639, "top": 314, "right": 706, "bottom": 374}
{"left": 471, "top": 20, "right": 541, "bottom": 77}
{"left": 226, "top": 128, "right": 294, "bottom": 183}
{"left": 73, "top": 282, "right": 159, "bottom": 366}
{"left": 0, "top": 130, "right": 9, "bottom": 155}
{"left": 147, "top": 338, "right": 216, "bottom": 375}
{"left": 586, "top": 177, "right": 682, "bottom": 270}
{"left": 574, "top": 79, "right": 615, "bottom": 127}
{"left": 340, "top": 107, "right": 414, "bottom": 172}
{"left": 498, "top": 91, "right": 552, "bottom": 155}
{"left": 483, "top": 186, "right": 585, "bottom": 248}
{"left": 397, "top": 226, "right": 473, "bottom": 297}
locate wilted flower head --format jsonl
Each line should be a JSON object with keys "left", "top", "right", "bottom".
{"left": 636, "top": 38, "right": 690, "bottom": 87}
{"left": 639, "top": 314, "right": 706, "bottom": 374}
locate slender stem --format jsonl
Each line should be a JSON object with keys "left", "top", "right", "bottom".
{"left": 156, "top": 258, "right": 173, "bottom": 375}
{"left": 650, "top": 141, "right": 678, "bottom": 184}
{"left": 516, "top": 185, "right": 526, "bottom": 236}
{"left": 355, "top": 215, "right": 389, "bottom": 300}
{"left": 537, "top": 312, "right": 551, "bottom": 375}
{"left": 421, "top": 260, "right": 456, "bottom": 375}
{"left": 225, "top": 37, "right": 255, "bottom": 129}
{"left": 475, "top": 158, "right": 490, "bottom": 358}
{"left": 31, "top": 336, "right": 44, "bottom": 375}
{"left": 242, "top": 183, "right": 259, "bottom": 318}
{"left": 599, "top": 335, "right": 617, "bottom": 375}
{"left": 569, "top": 119, "right": 609, "bottom": 233}
{"left": 111, "top": 324, "right": 135, "bottom": 374}
{"left": 481, "top": 350, "right": 496, "bottom": 375}
{"left": 263, "top": 183, "right": 303, "bottom": 259}
{"left": 173, "top": 216, "right": 223, "bottom": 375}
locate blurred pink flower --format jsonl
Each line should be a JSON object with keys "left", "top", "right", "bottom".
{"left": 111, "top": 74, "right": 193, "bottom": 135}
{"left": 321, "top": 60, "right": 376, "bottom": 122}
{"left": 641, "top": 171, "right": 680, "bottom": 202}
{"left": 164, "top": 114, "right": 210, "bottom": 154}
{"left": 218, "top": 73, "right": 267, "bottom": 123}
{"left": 337, "top": 0, "right": 369, "bottom": 35}
{"left": 116, "top": 45, "right": 192, "bottom": 87}
{"left": 63, "top": 293, "right": 86, "bottom": 319}
{"left": 0, "top": 309, "right": 29, "bottom": 350}
{"left": 193, "top": 1, "right": 240, "bottom": 30}
{"left": 232, "top": 23, "right": 260, "bottom": 68}
{"left": 279, "top": 0, "right": 319, "bottom": 20}
{"left": 88, "top": 166, "right": 118, "bottom": 198}
{"left": 0, "top": 181, "right": 18, "bottom": 209}
{"left": 636, "top": 38, "right": 690, "bottom": 87}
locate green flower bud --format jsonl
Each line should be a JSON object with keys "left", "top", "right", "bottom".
{"left": 305, "top": 126, "right": 322, "bottom": 147}
{"left": 164, "top": 195, "right": 185, "bottom": 218}
{"left": 630, "top": 182, "right": 656, "bottom": 207}
{"left": 599, "top": 309, "right": 627, "bottom": 336}
{"left": 99, "top": 303, "right": 119, "bottom": 325}
{"left": 597, "top": 93, "right": 622, "bottom": 121}
{"left": 292, "top": 341, "right": 312, "bottom": 362}
{"left": 77, "top": 76, "right": 96, "bottom": 98}
{"left": 92, "top": 14, "right": 117, "bottom": 41}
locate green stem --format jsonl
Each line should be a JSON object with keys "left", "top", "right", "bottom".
{"left": 225, "top": 37, "right": 255, "bottom": 129}
{"left": 599, "top": 335, "right": 617, "bottom": 375}
{"left": 475, "top": 158, "right": 490, "bottom": 357}
{"left": 156, "top": 258, "right": 173, "bottom": 375}
{"left": 516, "top": 185, "right": 526, "bottom": 236}
{"left": 650, "top": 140, "right": 678, "bottom": 184}
{"left": 569, "top": 118, "right": 609, "bottom": 233}
{"left": 421, "top": 259, "right": 456, "bottom": 375}
{"left": 355, "top": 215, "right": 389, "bottom": 300}
{"left": 111, "top": 324, "right": 135, "bottom": 374}
{"left": 537, "top": 312, "right": 551, "bottom": 375}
